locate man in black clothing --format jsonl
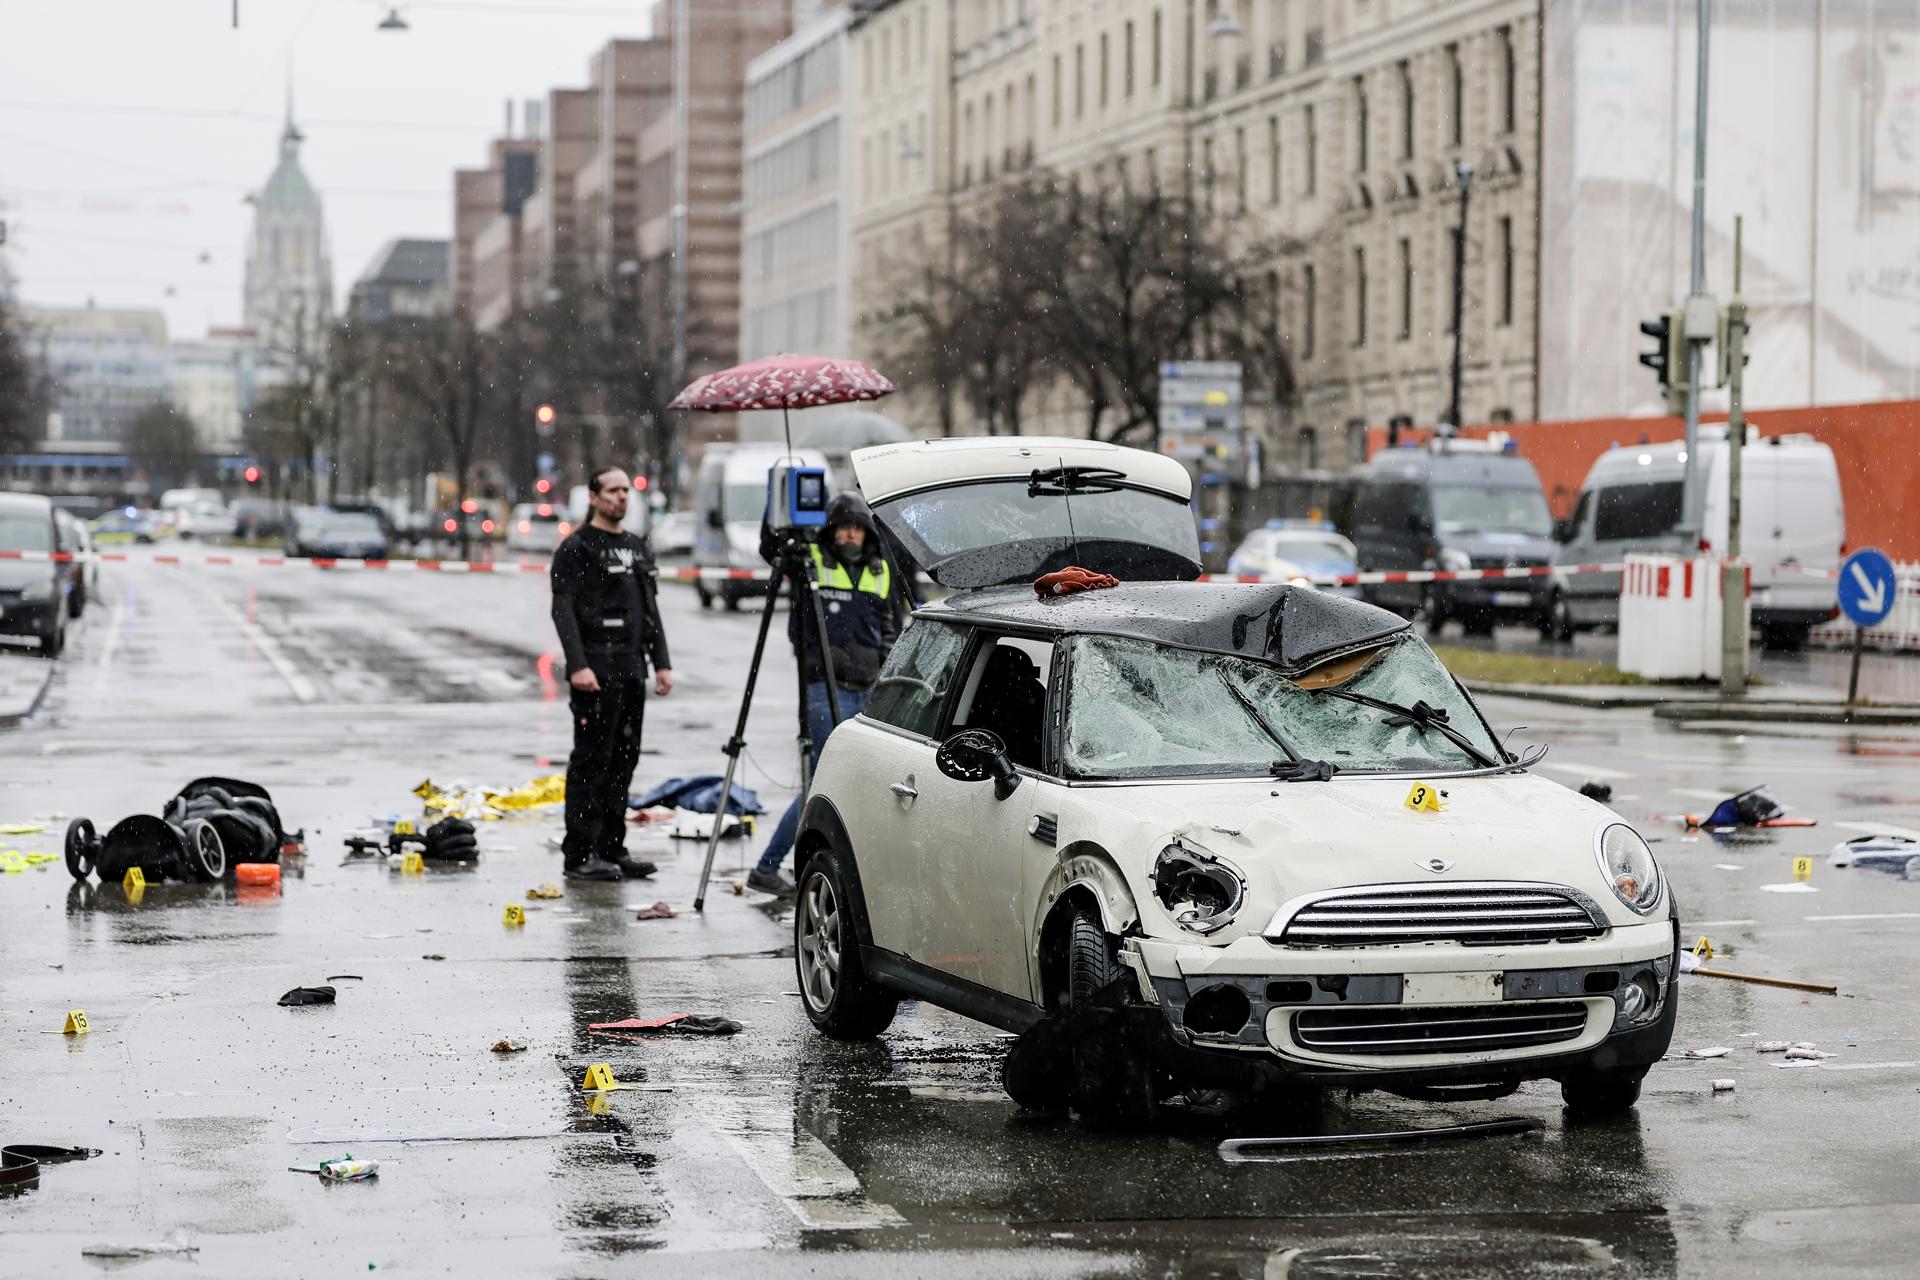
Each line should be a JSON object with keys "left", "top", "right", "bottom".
{"left": 551, "top": 466, "right": 674, "bottom": 882}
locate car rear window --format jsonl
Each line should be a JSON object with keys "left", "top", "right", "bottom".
{"left": 864, "top": 619, "right": 970, "bottom": 739}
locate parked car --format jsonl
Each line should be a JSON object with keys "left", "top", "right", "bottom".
{"left": 692, "top": 443, "right": 831, "bottom": 609}
{"left": 231, "top": 498, "right": 291, "bottom": 540}
{"left": 1226, "top": 521, "right": 1360, "bottom": 595}
{"left": 506, "top": 502, "right": 570, "bottom": 554}
{"left": 1351, "top": 439, "right": 1556, "bottom": 635}
{"left": 89, "top": 508, "right": 166, "bottom": 544}
{"left": 1546, "top": 429, "right": 1843, "bottom": 649}
{"left": 650, "top": 508, "right": 695, "bottom": 557}
{"left": 787, "top": 437, "right": 1677, "bottom": 1123}
{"left": 172, "top": 501, "right": 238, "bottom": 540}
{"left": 53, "top": 509, "right": 98, "bottom": 618}
{"left": 285, "top": 508, "right": 388, "bottom": 560}
{"left": 0, "top": 492, "right": 71, "bottom": 657}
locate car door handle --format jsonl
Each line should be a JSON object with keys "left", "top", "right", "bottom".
{"left": 888, "top": 781, "right": 918, "bottom": 800}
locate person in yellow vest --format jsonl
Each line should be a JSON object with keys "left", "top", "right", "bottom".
{"left": 749, "top": 492, "right": 898, "bottom": 896}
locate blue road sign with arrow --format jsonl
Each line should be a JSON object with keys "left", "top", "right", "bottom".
{"left": 1837, "top": 548, "right": 1897, "bottom": 629}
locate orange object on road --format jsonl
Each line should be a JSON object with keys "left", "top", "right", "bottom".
{"left": 234, "top": 862, "right": 281, "bottom": 888}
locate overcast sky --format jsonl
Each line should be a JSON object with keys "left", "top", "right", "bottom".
{"left": 0, "top": 0, "right": 663, "bottom": 340}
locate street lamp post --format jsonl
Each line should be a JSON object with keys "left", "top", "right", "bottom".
{"left": 1446, "top": 160, "right": 1474, "bottom": 433}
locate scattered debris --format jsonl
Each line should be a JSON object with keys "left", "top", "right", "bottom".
{"left": 1756, "top": 1040, "right": 1791, "bottom": 1053}
{"left": 1685, "top": 1047, "right": 1731, "bottom": 1059}
{"left": 0, "top": 823, "right": 45, "bottom": 836}
{"left": 670, "top": 811, "right": 742, "bottom": 841}
{"left": 1759, "top": 882, "right": 1819, "bottom": 894}
{"left": 634, "top": 901, "right": 677, "bottom": 920}
{"left": 326, "top": 975, "right": 364, "bottom": 982}
{"left": 412, "top": 774, "right": 565, "bottom": 822}
{"left": 1711, "top": 1079, "right": 1737, "bottom": 1093}
{"left": 80, "top": 1239, "right": 201, "bottom": 1259}
{"left": 1684, "top": 785, "right": 1816, "bottom": 831}
{"left": 1829, "top": 835, "right": 1920, "bottom": 872}
{"left": 1679, "top": 949, "right": 1703, "bottom": 974}
{"left": 630, "top": 775, "right": 764, "bottom": 817}
{"left": 588, "top": 1013, "right": 742, "bottom": 1037}
{"left": 422, "top": 954, "right": 445, "bottom": 961}
{"left": 490, "top": 1039, "right": 528, "bottom": 1054}
{"left": 278, "top": 986, "right": 337, "bottom": 1006}
{"left": 626, "top": 805, "right": 675, "bottom": 825}
{"left": 1692, "top": 967, "right": 1839, "bottom": 996}
{"left": 526, "top": 882, "right": 563, "bottom": 900}
{"left": 289, "top": 1155, "right": 379, "bottom": 1182}
{"left": 1578, "top": 780, "right": 1614, "bottom": 803}
{"left": 2, "top": 1143, "right": 100, "bottom": 1192}
{"left": 1219, "top": 1116, "right": 1543, "bottom": 1161}
{"left": 730, "top": 879, "right": 744, "bottom": 896}
{"left": 235, "top": 862, "right": 281, "bottom": 888}
{"left": 1712, "top": 863, "right": 1746, "bottom": 871}
{"left": 1785, "top": 1046, "right": 1833, "bottom": 1061}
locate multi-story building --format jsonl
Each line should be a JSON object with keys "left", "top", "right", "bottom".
{"left": 848, "top": 0, "right": 1540, "bottom": 470}
{"left": 740, "top": 1, "right": 854, "bottom": 363}
{"left": 349, "top": 240, "right": 452, "bottom": 324}
{"left": 168, "top": 329, "right": 260, "bottom": 451}
{"left": 20, "top": 305, "right": 171, "bottom": 444}
{"left": 242, "top": 102, "right": 334, "bottom": 356}
{"left": 454, "top": 134, "right": 540, "bottom": 329}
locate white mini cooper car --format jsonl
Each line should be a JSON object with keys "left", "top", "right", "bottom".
{"left": 792, "top": 439, "right": 1677, "bottom": 1121}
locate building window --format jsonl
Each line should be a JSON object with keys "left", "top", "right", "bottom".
{"left": 1025, "top": 73, "right": 1037, "bottom": 155}
{"left": 1202, "top": 136, "right": 1216, "bottom": 215}
{"left": 1447, "top": 43, "right": 1463, "bottom": 147}
{"left": 1125, "top": 20, "right": 1136, "bottom": 97}
{"left": 1145, "top": 145, "right": 1158, "bottom": 191}
{"left": 1298, "top": 424, "right": 1320, "bottom": 470}
{"left": 1303, "top": 103, "right": 1317, "bottom": 195}
{"left": 1397, "top": 236, "right": 1412, "bottom": 340}
{"left": 1233, "top": 126, "right": 1247, "bottom": 211}
{"left": 880, "top": 28, "right": 891, "bottom": 86}
{"left": 983, "top": 95, "right": 995, "bottom": 180}
{"left": 1100, "top": 32, "right": 1110, "bottom": 109}
{"left": 1152, "top": 8, "right": 1163, "bottom": 88}
{"left": 1267, "top": 114, "right": 1281, "bottom": 204}
{"left": 1353, "top": 247, "right": 1367, "bottom": 347}
{"left": 1075, "top": 43, "right": 1085, "bottom": 118}
{"left": 1498, "top": 214, "right": 1515, "bottom": 326}
{"left": 1398, "top": 59, "right": 1414, "bottom": 160}
{"left": 1499, "top": 25, "right": 1517, "bottom": 133}
{"left": 1052, "top": 54, "right": 1062, "bottom": 128}
{"left": 1302, "top": 261, "right": 1316, "bottom": 357}
{"left": 1352, "top": 75, "right": 1368, "bottom": 172}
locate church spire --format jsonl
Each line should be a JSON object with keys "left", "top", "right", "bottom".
{"left": 281, "top": 76, "right": 303, "bottom": 154}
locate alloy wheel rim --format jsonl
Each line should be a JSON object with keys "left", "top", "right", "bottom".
{"left": 797, "top": 872, "right": 841, "bottom": 1012}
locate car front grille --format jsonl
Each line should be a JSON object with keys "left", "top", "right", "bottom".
{"left": 1292, "top": 1001, "right": 1590, "bottom": 1056}
{"left": 1270, "top": 882, "right": 1606, "bottom": 948}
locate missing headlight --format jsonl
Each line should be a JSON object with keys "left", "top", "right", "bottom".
{"left": 1152, "top": 843, "right": 1245, "bottom": 936}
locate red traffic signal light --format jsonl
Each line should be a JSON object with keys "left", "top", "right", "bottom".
{"left": 633, "top": 475, "right": 649, "bottom": 491}
{"left": 460, "top": 499, "right": 478, "bottom": 514}
{"left": 534, "top": 404, "right": 557, "bottom": 426}
{"left": 535, "top": 477, "right": 551, "bottom": 494}
{"left": 243, "top": 466, "right": 261, "bottom": 484}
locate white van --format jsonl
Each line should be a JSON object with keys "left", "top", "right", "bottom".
{"left": 1547, "top": 429, "right": 1843, "bottom": 648}
{"left": 691, "top": 443, "right": 831, "bottom": 610}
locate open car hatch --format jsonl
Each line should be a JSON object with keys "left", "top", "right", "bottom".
{"left": 849, "top": 437, "right": 1202, "bottom": 588}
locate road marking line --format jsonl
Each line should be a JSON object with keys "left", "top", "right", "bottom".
{"left": 1834, "top": 820, "right": 1920, "bottom": 841}
{"left": 1815, "top": 1060, "right": 1919, "bottom": 1072}
{"left": 705, "top": 1097, "right": 904, "bottom": 1230}
{"left": 1803, "top": 913, "right": 1920, "bottom": 922}
{"left": 88, "top": 599, "right": 127, "bottom": 699}
{"left": 1536, "top": 761, "right": 1635, "bottom": 780}
{"left": 199, "top": 589, "right": 318, "bottom": 703}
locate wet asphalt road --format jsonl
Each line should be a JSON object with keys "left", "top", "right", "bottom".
{"left": 5, "top": 550, "right": 1920, "bottom": 1278}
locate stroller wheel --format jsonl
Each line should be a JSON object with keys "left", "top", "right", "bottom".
{"left": 181, "top": 819, "right": 227, "bottom": 883}
{"left": 64, "top": 818, "right": 97, "bottom": 882}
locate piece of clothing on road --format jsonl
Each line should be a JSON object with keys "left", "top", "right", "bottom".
{"left": 551, "top": 523, "right": 671, "bottom": 869}
{"left": 757, "top": 680, "right": 871, "bottom": 876}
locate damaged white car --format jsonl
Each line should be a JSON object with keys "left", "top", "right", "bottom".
{"left": 792, "top": 438, "right": 1678, "bottom": 1122}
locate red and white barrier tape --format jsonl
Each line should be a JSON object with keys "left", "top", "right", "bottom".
{"left": 1197, "top": 563, "right": 1618, "bottom": 587}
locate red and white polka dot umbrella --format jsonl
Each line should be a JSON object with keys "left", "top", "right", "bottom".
{"left": 668, "top": 353, "right": 895, "bottom": 414}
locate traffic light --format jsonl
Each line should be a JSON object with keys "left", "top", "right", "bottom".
{"left": 243, "top": 466, "right": 261, "bottom": 485}
{"left": 534, "top": 477, "right": 552, "bottom": 495}
{"left": 534, "top": 404, "right": 556, "bottom": 427}
{"left": 1638, "top": 310, "right": 1687, "bottom": 415}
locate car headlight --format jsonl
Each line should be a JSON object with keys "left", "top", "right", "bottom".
{"left": 1596, "top": 823, "right": 1662, "bottom": 914}
{"left": 1152, "top": 843, "right": 1245, "bottom": 936}
{"left": 1438, "top": 546, "right": 1473, "bottom": 572}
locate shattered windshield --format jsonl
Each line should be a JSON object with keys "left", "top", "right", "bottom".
{"left": 1063, "top": 633, "right": 1500, "bottom": 779}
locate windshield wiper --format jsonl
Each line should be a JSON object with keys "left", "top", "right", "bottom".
{"left": 1313, "top": 689, "right": 1500, "bottom": 769}
{"left": 1214, "top": 670, "right": 1338, "bottom": 781}
{"left": 1028, "top": 465, "right": 1126, "bottom": 497}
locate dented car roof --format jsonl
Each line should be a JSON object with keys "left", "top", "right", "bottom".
{"left": 921, "top": 581, "right": 1412, "bottom": 678}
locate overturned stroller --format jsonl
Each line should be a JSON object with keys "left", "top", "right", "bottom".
{"left": 64, "top": 777, "right": 304, "bottom": 885}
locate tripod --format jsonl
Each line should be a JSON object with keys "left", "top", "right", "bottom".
{"left": 693, "top": 532, "right": 843, "bottom": 912}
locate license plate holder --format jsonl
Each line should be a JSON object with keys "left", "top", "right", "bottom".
{"left": 1401, "top": 971, "right": 1505, "bottom": 1005}
{"left": 1491, "top": 590, "right": 1532, "bottom": 608}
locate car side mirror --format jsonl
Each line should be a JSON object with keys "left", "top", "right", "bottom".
{"left": 705, "top": 509, "right": 724, "bottom": 530}
{"left": 935, "top": 728, "right": 1021, "bottom": 800}
{"left": 1552, "top": 517, "right": 1573, "bottom": 543}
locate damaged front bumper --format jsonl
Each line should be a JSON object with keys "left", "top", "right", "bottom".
{"left": 1123, "top": 917, "right": 1679, "bottom": 1092}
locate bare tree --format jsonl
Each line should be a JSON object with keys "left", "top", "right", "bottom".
{"left": 125, "top": 403, "right": 203, "bottom": 492}
{"left": 384, "top": 308, "right": 489, "bottom": 556}
{"left": 0, "top": 256, "right": 46, "bottom": 454}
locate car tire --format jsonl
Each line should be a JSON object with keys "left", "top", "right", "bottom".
{"left": 1422, "top": 589, "right": 1450, "bottom": 636}
{"left": 1066, "top": 907, "right": 1160, "bottom": 1127}
{"left": 724, "top": 588, "right": 742, "bottom": 613}
{"left": 38, "top": 620, "right": 64, "bottom": 659}
{"left": 1545, "top": 590, "right": 1576, "bottom": 644}
{"left": 68, "top": 584, "right": 86, "bottom": 619}
{"left": 1759, "top": 621, "right": 1812, "bottom": 652}
{"left": 1560, "top": 1068, "right": 1643, "bottom": 1115}
{"left": 695, "top": 582, "right": 712, "bottom": 610}
{"left": 795, "top": 846, "right": 897, "bottom": 1040}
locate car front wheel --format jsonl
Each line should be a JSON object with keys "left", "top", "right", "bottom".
{"left": 1561, "top": 1067, "right": 1644, "bottom": 1115}
{"left": 1066, "top": 906, "right": 1160, "bottom": 1126}
{"left": 795, "top": 846, "right": 897, "bottom": 1040}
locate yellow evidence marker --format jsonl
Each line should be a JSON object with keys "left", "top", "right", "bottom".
{"left": 399, "top": 851, "right": 424, "bottom": 874}
{"left": 502, "top": 903, "right": 526, "bottom": 926}
{"left": 63, "top": 1010, "right": 91, "bottom": 1035}
{"left": 1691, "top": 936, "right": 1714, "bottom": 960}
{"left": 122, "top": 866, "right": 146, "bottom": 892}
{"left": 395, "top": 820, "right": 416, "bottom": 836}
{"left": 581, "top": 1062, "right": 618, "bottom": 1091}
{"left": 1792, "top": 856, "right": 1813, "bottom": 882}
{"left": 1404, "top": 782, "right": 1444, "bottom": 812}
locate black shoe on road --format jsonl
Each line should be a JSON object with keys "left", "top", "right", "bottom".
{"left": 746, "top": 868, "right": 795, "bottom": 896}
{"left": 609, "top": 855, "right": 657, "bottom": 879}
{"left": 564, "top": 857, "right": 623, "bottom": 883}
